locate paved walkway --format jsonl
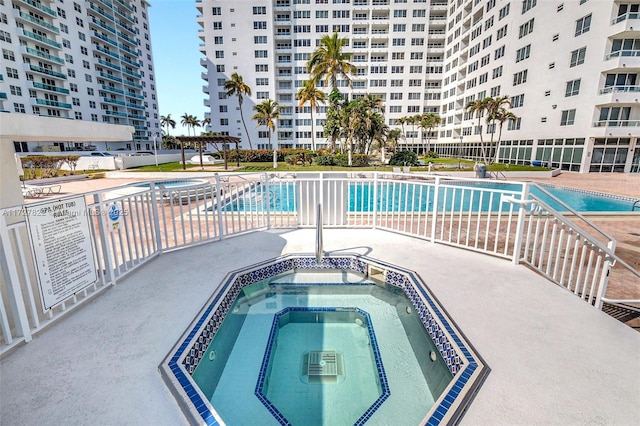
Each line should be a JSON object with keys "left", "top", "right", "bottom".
{"left": 1, "top": 229, "right": 639, "bottom": 426}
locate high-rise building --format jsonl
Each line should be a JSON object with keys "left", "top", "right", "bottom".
{"left": 0, "top": 0, "right": 161, "bottom": 152}
{"left": 198, "top": 0, "right": 638, "bottom": 173}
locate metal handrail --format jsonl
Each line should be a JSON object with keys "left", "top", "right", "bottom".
{"left": 529, "top": 183, "right": 617, "bottom": 243}
{"left": 316, "top": 203, "right": 323, "bottom": 264}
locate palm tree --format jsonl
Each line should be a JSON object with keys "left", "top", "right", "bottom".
{"left": 485, "top": 96, "right": 512, "bottom": 164}
{"left": 179, "top": 113, "right": 191, "bottom": 169}
{"left": 396, "top": 116, "right": 408, "bottom": 150}
{"left": 493, "top": 108, "right": 518, "bottom": 164}
{"left": 465, "top": 98, "right": 491, "bottom": 163}
{"left": 224, "top": 73, "right": 253, "bottom": 149}
{"left": 296, "top": 80, "right": 327, "bottom": 151}
{"left": 419, "top": 113, "right": 441, "bottom": 156}
{"left": 307, "top": 31, "right": 356, "bottom": 91}
{"left": 252, "top": 99, "right": 280, "bottom": 168}
{"left": 160, "top": 114, "right": 176, "bottom": 137}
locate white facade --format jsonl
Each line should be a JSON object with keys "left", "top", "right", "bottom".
{"left": 197, "top": 0, "right": 639, "bottom": 172}
{"left": 0, "top": 0, "right": 161, "bottom": 152}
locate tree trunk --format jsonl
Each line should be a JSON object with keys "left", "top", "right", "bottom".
{"left": 239, "top": 106, "right": 253, "bottom": 150}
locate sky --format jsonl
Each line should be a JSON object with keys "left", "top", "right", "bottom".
{"left": 148, "top": 0, "right": 205, "bottom": 136}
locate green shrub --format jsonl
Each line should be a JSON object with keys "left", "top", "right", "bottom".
{"left": 389, "top": 150, "right": 419, "bottom": 166}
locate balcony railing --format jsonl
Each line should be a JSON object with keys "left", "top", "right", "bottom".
{"left": 101, "top": 84, "right": 124, "bottom": 95}
{"left": 35, "top": 98, "right": 72, "bottom": 108}
{"left": 611, "top": 12, "right": 639, "bottom": 24}
{"left": 18, "top": 0, "right": 57, "bottom": 17}
{"left": 29, "top": 64, "right": 66, "bottom": 79}
{"left": 21, "top": 29, "right": 61, "bottom": 48}
{"left": 92, "top": 31, "right": 118, "bottom": 47}
{"left": 103, "top": 97, "right": 126, "bottom": 106}
{"left": 593, "top": 120, "right": 640, "bottom": 127}
{"left": 605, "top": 50, "right": 640, "bottom": 60}
{"left": 32, "top": 81, "right": 70, "bottom": 94}
{"left": 88, "top": 3, "right": 114, "bottom": 21}
{"left": 100, "top": 72, "right": 123, "bottom": 83}
{"left": 17, "top": 11, "right": 59, "bottom": 33}
{"left": 90, "top": 18, "right": 116, "bottom": 35}
{"left": 24, "top": 47, "right": 65, "bottom": 65}
{"left": 599, "top": 85, "right": 640, "bottom": 94}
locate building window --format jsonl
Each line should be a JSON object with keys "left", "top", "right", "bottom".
{"left": 511, "top": 94, "right": 524, "bottom": 108}
{"left": 522, "top": 0, "right": 537, "bottom": 14}
{"left": 560, "top": 109, "right": 576, "bottom": 125}
{"left": 490, "top": 85, "right": 501, "bottom": 97}
{"left": 565, "top": 79, "right": 581, "bottom": 97}
{"left": 14, "top": 103, "right": 26, "bottom": 113}
{"left": 513, "top": 70, "right": 528, "bottom": 85}
{"left": 253, "top": 6, "right": 267, "bottom": 14}
{"left": 494, "top": 45, "right": 505, "bottom": 59}
{"left": 570, "top": 47, "right": 586, "bottom": 67}
{"left": 254, "top": 21, "right": 267, "bottom": 30}
{"left": 575, "top": 14, "right": 591, "bottom": 36}
{"left": 213, "top": 22, "right": 222, "bottom": 30}
{"left": 519, "top": 19, "right": 534, "bottom": 38}
{"left": 212, "top": 7, "right": 222, "bottom": 15}
{"left": 515, "top": 44, "right": 531, "bottom": 62}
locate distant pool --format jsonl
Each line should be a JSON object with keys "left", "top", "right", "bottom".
{"left": 220, "top": 181, "right": 638, "bottom": 214}
{"left": 134, "top": 179, "right": 208, "bottom": 189}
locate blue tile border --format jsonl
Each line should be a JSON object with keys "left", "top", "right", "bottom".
{"left": 161, "top": 254, "right": 488, "bottom": 426}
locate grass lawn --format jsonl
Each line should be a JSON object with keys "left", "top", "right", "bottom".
{"left": 129, "top": 158, "right": 546, "bottom": 173}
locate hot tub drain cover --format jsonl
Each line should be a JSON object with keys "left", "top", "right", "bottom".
{"left": 302, "top": 351, "right": 344, "bottom": 384}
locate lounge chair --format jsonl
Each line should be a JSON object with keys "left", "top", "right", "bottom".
{"left": 25, "top": 184, "right": 62, "bottom": 196}
{"left": 21, "top": 187, "right": 41, "bottom": 198}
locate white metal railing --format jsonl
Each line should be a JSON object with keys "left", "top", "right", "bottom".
{"left": 1, "top": 172, "right": 637, "bottom": 354}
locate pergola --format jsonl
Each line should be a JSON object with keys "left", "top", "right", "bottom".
{"left": 175, "top": 135, "right": 241, "bottom": 169}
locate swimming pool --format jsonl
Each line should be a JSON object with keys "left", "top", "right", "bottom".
{"left": 220, "top": 181, "right": 638, "bottom": 214}
{"left": 134, "top": 179, "right": 209, "bottom": 189}
{"left": 161, "top": 255, "right": 488, "bottom": 425}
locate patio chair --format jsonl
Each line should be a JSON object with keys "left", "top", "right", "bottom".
{"left": 25, "top": 184, "right": 62, "bottom": 196}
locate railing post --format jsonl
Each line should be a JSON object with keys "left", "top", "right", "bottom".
{"left": 0, "top": 215, "right": 32, "bottom": 343}
{"left": 372, "top": 172, "right": 378, "bottom": 229}
{"left": 511, "top": 182, "right": 530, "bottom": 265}
{"left": 214, "top": 174, "right": 225, "bottom": 240}
{"left": 265, "top": 172, "right": 271, "bottom": 229}
{"left": 316, "top": 203, "right": 323, "bottom": 264}
{"left": 430, "top": 176, "right": 440, "bottom": 242}
{"left": 94, "top": 193, "right": 116, "bottom": 285}
{"left": 149, "top": 182, "right": 163, "bottom": 253}
{"left": 595, "top": 240, "right": 616, "bottom": 310}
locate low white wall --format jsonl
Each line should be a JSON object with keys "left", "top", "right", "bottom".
{"left": 117, "top": 154, "right": 184, "bottom": 170}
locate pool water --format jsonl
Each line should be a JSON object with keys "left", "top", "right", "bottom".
{"left": 191, "top": 270, "right": 452, "bottom": 425}
{"left": 220, "top": 181, "right": 636, "bottom": 213}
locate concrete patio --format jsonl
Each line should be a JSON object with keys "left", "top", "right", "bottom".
{"left": 1, "top": 228, "right": 639, "bottom": 425}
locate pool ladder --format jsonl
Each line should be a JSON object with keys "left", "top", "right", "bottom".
{"left": 316, "top": 203, "right": 323, "bottom": 264}
{"left": 633, "top": 200, "right": 640, "bottom": 212}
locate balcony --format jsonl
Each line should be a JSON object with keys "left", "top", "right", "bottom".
{"left": 123, "top": 80, "right": 143, "bottom": 89}
{"left": 104, "top": 110, "right": 128, "bottom": 118}
{"left": 103, "top": 97, "right": 126, "bottom": 106}
{"left": 119, "top": 44, "right": 138, "bottom": 57}
{"left": 114, "top": 0, "right": 134, "bottom": 13}
{"left": 16, "top": 0, "right": 57, "bottom": 17}
{"left": 593, "top": 120, "right": 640, "bottom": 127}
{"left": 127, "top": 102, "right": 143, "bottom": 110}
{"left": 28, "top": 64, "right": 66, "bottom": 79}
{"left": 102, "top": 85, "right": 124, "bottom": 95}
{"left": 203, "top": 85, "right": 209, "bottom": 94}
{"left": 0, "top": 92, "right": 7, "bottom": 100}
{"left": 611, "top": 12, "right": 639, "bottom": 25}
{"left": 125, "top": 92, "right": 144, "bottom": 100}
{"left": 23, "top": 46, "right": 65, "bottom": 65}
{"left": 92, "top": 31, "right": 118, "bottom": 47}
{"left": 90, "top": 18, "right": 116, "bottom": 35}
{"left": 96, "top": 45, "right": 120, "bottom": 60}
{"left": 16, "top": 11, "right": 59, "bottom": 34}
{"left": 21, "top": 29, "right": 61, "bottom": 49}
{"left": 127, "top": 113, "right": 146, "bottom": 120}
{"left": 100, "top": 72, "right": 123, "bottom": 83}
{"left": 121, "top": 56, "right": 140, "bottom": 68}
{"left": 116, "top": 21, "right": 137, "bottom": 37}
{"left": 35, "top": 98, "right": 72, "bottom": 109}
{"left": 98, "top": 59, "right": 122, "bottom": 72}
{"left": 32, "top": 81, "right": 70, "bottom": 94}
{"left": 121, "top": 68, "right": 141, "bottom": 79}
{"left": 88, "top": 3, "right": 114, "bottom": 21}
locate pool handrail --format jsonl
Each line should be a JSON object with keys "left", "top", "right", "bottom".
{"left": 528, "top": 182, "right": 617, "bottom": 243}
